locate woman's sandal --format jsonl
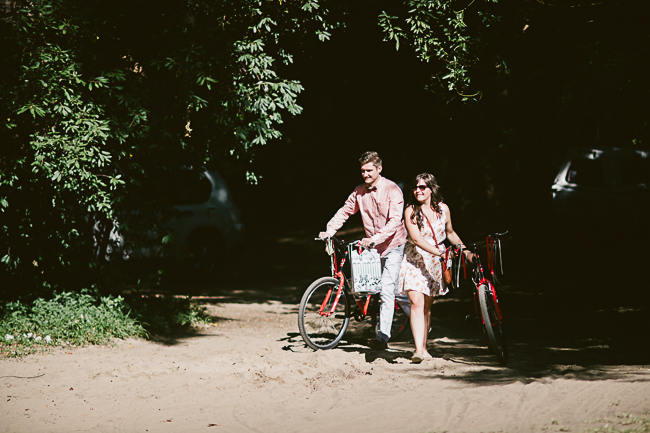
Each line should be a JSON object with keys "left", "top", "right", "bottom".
{"left": 411, "top": 353, "right": 424, "bottom": 364}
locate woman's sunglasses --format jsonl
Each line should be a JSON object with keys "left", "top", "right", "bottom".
{"left": 413, "top": 185, "right": 429, "bottom": 191}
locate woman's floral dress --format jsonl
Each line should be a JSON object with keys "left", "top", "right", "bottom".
{"left": 398, "top": 203, "right": 448, "bottom": 297}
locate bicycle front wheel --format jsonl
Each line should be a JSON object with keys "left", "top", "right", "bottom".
{"left": 477, "top": 282, "right": 507, "bottom": 364}
{"left": 298, "top": 277, "right": 350, "bottom": 350}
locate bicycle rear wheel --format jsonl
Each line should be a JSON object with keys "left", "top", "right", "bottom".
{"left": 390, "top": 307, "right": 411, "bottom": 341}
{"left": 477, "top": 282, "right": 507, "bottom": 364}
{"left": 369, "top": 297, "right": 411, "bottom": 341}
{"left": 298, "top": 277, "right": 350, "bottom": 350}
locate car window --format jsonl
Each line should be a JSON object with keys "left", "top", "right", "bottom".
{"left": 566, "top": 157, "right": 606, "bottom": 187}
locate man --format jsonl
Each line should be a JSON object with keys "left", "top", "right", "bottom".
{"left": 319, "top": 151, "right": 409, "bottom": 349}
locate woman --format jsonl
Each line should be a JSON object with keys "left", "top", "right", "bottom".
{"left": 398, "top": 173, "right": 471, "bottom": 363}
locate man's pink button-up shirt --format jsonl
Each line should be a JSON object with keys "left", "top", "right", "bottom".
{"left": 325, "top": 176, "right": 407, "bottom": 257}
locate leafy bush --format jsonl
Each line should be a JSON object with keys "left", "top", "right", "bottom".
{"left": 0, "top": 290, "right": 144, "bottom": 356}
{"left": 0, "top": 290, "right": 216, "bottom": 357}
{"left": 0, "top": 0, "right": 337, "bottom": 295}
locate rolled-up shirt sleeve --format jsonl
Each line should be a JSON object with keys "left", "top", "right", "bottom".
{"left": 325, "top": 188, "right": 359, "bottom": 237}
{"left": 368, "top": 184, "right": 404, "bottom": 246}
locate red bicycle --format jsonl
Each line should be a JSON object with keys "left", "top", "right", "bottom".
{"left": 449, "top": 231, "right": 508, "bottom": 364}
{"left": 297, "top": 237, "right": 409, "bottom": 350}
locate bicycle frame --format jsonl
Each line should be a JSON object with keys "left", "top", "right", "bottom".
{"left": 320, "top": 238, "right": 373, "bottom": 318}
{"left": 470, "top": 258, "right": 503, "bottom": 324}
{"left": 453, "top": 232, "right": 507, "bottom": 324}
{"left": 298, "top": 237, "right": 411, "bottom": 351}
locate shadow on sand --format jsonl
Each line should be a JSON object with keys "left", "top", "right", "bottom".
{"left": 116, "top": 229, "right": 650, "bottom": 383}
{"left": 279, "top": 258, "right": 649, "bottom": 384}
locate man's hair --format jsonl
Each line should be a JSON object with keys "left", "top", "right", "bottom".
{"left": 358, "top": 151, "right": 382, "bottom": 168}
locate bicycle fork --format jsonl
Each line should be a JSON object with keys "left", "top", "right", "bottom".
{"left": 474, "top": 278, "right": 503, "bottom": 323}
{"left": 318, "top": 273, "right": 374, "bottom": 318}
{"left": 319, "top": 272, "right": 348, "bottom": 317}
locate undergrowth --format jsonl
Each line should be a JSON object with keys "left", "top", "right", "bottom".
{"left": 0, "top": 290, "right": 214, "bottom": 357}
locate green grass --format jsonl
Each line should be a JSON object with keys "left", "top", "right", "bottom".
{"left": 0, "top": 290, "right": 215, "bottom": 357}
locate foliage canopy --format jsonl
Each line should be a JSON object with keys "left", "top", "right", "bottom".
{"left": 1, "top": 0, "right": 647, "bottom": 294}
{"left": 1, "top": 0, "right": 338, "bottom": 294}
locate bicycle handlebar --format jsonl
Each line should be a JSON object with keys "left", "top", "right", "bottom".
{"left": 314, "top": 236, "right": 346, "bottom": 247}
{"left": 314, "top": 236, "right": 374, "bottom": 249}
{"left": 451, "top": 230, "right": 509, "bottom": 254}
{"left": 317, "top": 231, "right": 506, "bottom": 255}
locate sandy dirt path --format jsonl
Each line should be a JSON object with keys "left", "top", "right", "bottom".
{"left": 1, "top": 281, "right": 649, "bottom": 433}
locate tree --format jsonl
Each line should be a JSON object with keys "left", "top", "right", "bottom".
{"left": 2, "top": 0, "right": 647, "bottom": 295}
{"left": 379, "top": 0, "right": 501, "bottom": 102}
{"left": 378, "top": 0, "right": 649, "bottom": 147}
{"left": 0, "top": 0, "right": 337, "bottom": 294}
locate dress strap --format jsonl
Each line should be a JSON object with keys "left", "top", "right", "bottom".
{"left": 423, "top": 213, "right": 441, "bottom": 246}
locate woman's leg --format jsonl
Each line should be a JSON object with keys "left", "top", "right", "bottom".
{"left": 408, "top": 290, "right": 426, "bottom": 356}
{"left": 422, "top": 294, "right": 434, "bottom": 356}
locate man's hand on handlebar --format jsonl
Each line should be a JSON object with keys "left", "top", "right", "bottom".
{"left": 359, "top": 238, "right": 374, "bottom": 249}
{"left": 317, "top": 231, "right": 330, "bottom": 240}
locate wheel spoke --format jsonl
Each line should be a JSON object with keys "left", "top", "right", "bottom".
{"left": 298, "top": 277, "right": 350, "bottom": 350}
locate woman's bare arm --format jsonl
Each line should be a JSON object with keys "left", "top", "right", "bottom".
{"left": 404, "top": 206, "right": 444, "bottom": 256}
{"left": 443, "top": 205, "right": 474, "bottom": 260}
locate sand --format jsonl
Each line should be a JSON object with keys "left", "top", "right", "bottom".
{"left": 2, "top": 286, "right": 649, "bottom": 433}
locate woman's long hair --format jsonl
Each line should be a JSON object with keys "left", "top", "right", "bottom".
{"left": 408, "top": 173, "right": 444, "bottom": 230}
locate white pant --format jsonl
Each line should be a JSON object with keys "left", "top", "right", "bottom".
{"left": 377, "top": 244, "right": 410, "bottom": 341}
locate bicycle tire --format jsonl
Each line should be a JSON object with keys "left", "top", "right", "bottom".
{"left": 477, "top": 282, "right": 507, "bottom": 364}
{"left": 369, "top": 297, "right": 411, "bottom": 341}
{"left": 298, "top": 277, "right": 350, "bottom": 350}
{"left": 390, "top": 307, "right": 411, "bottom": 341}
